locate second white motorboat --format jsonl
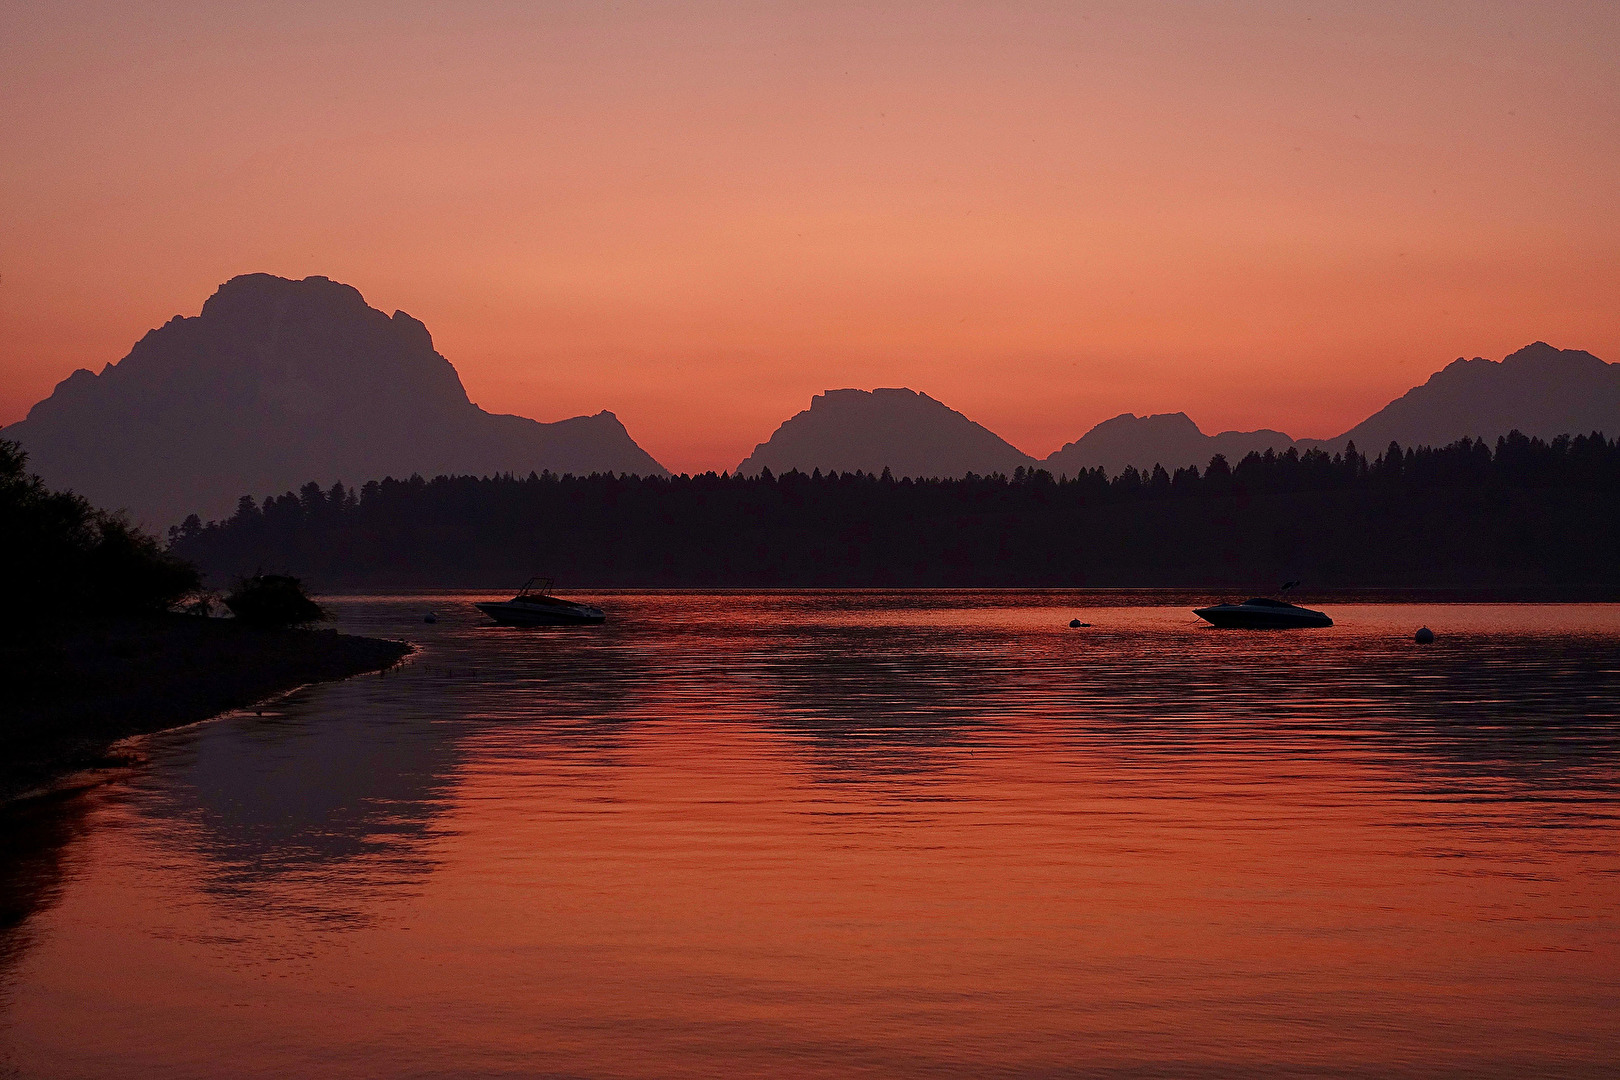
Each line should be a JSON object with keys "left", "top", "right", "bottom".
{"left": 1193, "top": 597, "right": 1332, "bottom": 629}
{"left": 475, "top": 578, "right": 606, "bottom": 626}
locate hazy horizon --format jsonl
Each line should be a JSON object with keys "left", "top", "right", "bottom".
{"left": 5, "top": 1, "right": 1619, "bottom": 474}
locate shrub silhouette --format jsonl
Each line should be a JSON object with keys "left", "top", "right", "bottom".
{"left": 0, "top": 438, "right": 199, "bottom": 612}
{"left": 224, "top": 573, "right": 326, "bottom": 627}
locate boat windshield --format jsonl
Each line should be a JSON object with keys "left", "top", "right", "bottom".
{"left": 1242, "top": 598, "right": 1295, "bottom": 607}
{"left": 515, "top": 576, "right": 556, "bottom": 599}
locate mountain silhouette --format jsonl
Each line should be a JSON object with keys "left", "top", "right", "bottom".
{"left": 1042, "top": 412, "right": 1296, "bottom": 477}
{"left": 3, "top": 274, "right": 668, "bottom": 526}
{"left": 1304, "top": 342, "right": 1620, "bottom": 453}
{"left": 734, "top": 388, "right": 1037, "bottom": 478}
{"left": 1043, "top": 342, "right": 1616, "bottom": 475}
{"left": 732, "top": 343, "right": 1614, "bottom": 482}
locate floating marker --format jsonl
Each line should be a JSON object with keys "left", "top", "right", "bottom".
{"left": 1414, "top": 626, "right": 1434, "bottom": 644}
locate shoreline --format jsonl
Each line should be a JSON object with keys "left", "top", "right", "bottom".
{"left": 1, "top": 615, "right": 412, "bottom": 804}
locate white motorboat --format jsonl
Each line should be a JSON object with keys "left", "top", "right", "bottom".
{"left": 475, "top": 578, "right": 606, "bottom": 626}
{"left": 1193, "top": 597, "right": 1332, "bottom": 629}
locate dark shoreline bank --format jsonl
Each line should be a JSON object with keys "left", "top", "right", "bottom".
{"left": 1, "top": 615, "right": 411, "bottom": 803}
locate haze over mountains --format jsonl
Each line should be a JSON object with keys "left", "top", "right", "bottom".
{"left": 3, "top": 274, "right": 668, "bottom": 526}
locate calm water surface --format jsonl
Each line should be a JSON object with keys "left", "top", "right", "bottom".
{"left": 3, "top": 593, "right": 1619, "bottom": 1078}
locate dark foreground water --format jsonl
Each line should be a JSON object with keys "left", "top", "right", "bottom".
{"left": 3, "top": 593, "right": 1619, "bottom": 1078}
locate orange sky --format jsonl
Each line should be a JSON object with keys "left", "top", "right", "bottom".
{"left": 3, "top": 1, "right": 1618, "bottom": 473}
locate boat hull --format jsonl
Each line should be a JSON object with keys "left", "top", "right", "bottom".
{"left": 1193, "top": 604, "right": 1332, "bottom": 629}
{"left": 475, "top": 601, "right": 605, "bottom": 626}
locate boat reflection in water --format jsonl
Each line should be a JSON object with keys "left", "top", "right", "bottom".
{"left": 1194, "top": 597, "right": 1334, "bottom": 628}
{"left": 475, "top": 578, "right": 606, "bottom": 626}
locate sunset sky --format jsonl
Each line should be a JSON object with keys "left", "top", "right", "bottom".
{"left": 3, "top": 0, "right": 1617, "bottom": 473}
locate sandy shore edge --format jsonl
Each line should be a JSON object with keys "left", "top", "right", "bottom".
{"left": 1, "top": 615, "right": 413, "bottom": 804}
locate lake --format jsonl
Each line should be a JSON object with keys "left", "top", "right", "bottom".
{"left": 3, "top": 592, "right": 1619, "bottom": 1078}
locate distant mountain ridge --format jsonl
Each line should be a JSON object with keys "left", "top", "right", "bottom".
{"left": 736, "top": 342, "right": 1617, "bottom": 481}
{"left": 1301, "top": 341, "right": 1620, "bottom": 454}
{"left": 9, "top": 275, "right": 1615, "bottom": 525}
{"left": 3, "top": 274, "right": 668, "bottom": 527}
{"left": 735, "top": 388, "right": 1036, "bottom": 478}
{"left": 1044, "top": 412, "right": 1297, "bottom": 478}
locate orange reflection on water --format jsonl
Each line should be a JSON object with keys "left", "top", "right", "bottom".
{"left": 2, "top": 595, "right": 1618, "bottom": 1077}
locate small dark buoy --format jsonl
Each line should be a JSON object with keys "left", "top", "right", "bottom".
{"left": 424, "top": 612, "right": 438, "bottom": 624}
{"left": 1414, "top": 626, "right": 1435, "bottom": 644}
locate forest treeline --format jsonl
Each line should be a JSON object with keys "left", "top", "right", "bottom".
{"left": 169, "top": 433, "right": 1620, "bottom": 589}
